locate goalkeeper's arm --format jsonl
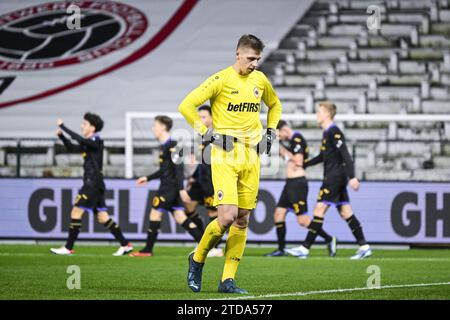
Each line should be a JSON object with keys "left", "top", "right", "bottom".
{"left": 178, "top": 74, "right": 222, "bottom": 136}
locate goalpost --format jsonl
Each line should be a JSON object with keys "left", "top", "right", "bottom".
{"left": 125, "top": 112, "right": 450, "bottom": 179}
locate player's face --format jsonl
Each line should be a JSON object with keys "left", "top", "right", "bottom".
{"left": 198, "top": 110, "right": 212, "bottom": 127}
{"left": 316, "top": 106, "right": 330, "bottom": 125}
{"left": 236, "top": 47, "right": 262, "bottom": 75}
{"left": 81, "top": 120, "right": 95, "bottom": 138}
{"left": 278, "top": 126, "right": 290, "bottom": 140}
{"left": 151, "top": 120, "right": 165, "bottom": 138}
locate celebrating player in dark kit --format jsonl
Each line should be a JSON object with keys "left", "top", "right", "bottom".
{"left": 50, "top": 113, "right": 133, "bottom": 256}
{"left": 179, "top": 105, "right": 224, "bottom": 258}
{"left": 265, "top": 120, "right": 336, "bottom": 257}
{"left": 129, "top": 115, "right": 204, "bottom": 257}
{"left": 286, "top": 102, "right": 372, "bottom": 259}
{"left": 179, "top": 34, "right": 282, "bottom": 294}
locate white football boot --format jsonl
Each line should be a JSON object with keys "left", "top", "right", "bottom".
{"left": 285, "top": 245, "right": 310, "bottom": 259}
{"left": 113, "top": 243, "right": 133, "bottom": 256}
{"left": 50, "top": 246, "right": 75, "bottom": 256}
{"left": 350, "top": 245, "right": 372, "bottom": 260}
{"left": 207, "top": 248, "right": 224, "bottom": 258}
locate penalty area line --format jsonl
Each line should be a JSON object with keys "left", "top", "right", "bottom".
{"left": 211, "top": 281, "right": 450, "bottom": 300}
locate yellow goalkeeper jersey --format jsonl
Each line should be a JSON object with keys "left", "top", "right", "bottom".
{"left": 178, "top": 66, "right": 282, "bottom": 146}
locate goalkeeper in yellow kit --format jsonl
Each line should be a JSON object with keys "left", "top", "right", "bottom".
{"left": 179, "top": 34, "right": 282, "bottom": 294}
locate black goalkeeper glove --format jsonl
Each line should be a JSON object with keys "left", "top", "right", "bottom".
{"left": 203, "top": 128, "right": 234, "bottom": 152}
{"left": 257, "top": 128, "right": 276, "bottom": 155}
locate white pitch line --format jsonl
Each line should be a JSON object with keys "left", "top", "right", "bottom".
{"left": 212, "top": 281, "right": 450, "bottom": 300}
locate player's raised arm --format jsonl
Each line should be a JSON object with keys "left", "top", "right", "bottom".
{"left": 56, "top": 129, "right": 82, "bottom": 152}
{"left": 178, "top": 74, "right": 222, "bottom": 136}
{"left": 57, "top": 120, "right": 100, "bottom": 149}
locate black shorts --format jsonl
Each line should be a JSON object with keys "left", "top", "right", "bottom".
{"left": 276, "top": 177, "right": 308, "bottom": 215}
{"left": 187, "top": 181, "right": 216, "bottom": 210}
{"left": 152, "top": 186, "right": 185, "bottom": 213}
{"left": 317, "top": 177, "right": 350, "bottom": 207}
{"left": 74, "top": 185, "right": 107, "bottom": 214}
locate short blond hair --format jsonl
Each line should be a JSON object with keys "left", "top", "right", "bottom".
{"left": 318, "top": 101, "right": 337, "bottom": 119}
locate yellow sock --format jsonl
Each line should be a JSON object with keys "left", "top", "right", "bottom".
{"left": 222, "top": 225, "right": 247, "bottom": 281}
{"left": 193, "top": 219, "right": 226, "bottom": 263}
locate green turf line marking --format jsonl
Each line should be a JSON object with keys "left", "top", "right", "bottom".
{"left": 212, "top": 281, "right": 450, "bottom": 300}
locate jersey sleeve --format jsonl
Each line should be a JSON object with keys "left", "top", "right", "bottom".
{"left": 304, "top": 152, "right": 323, "bottom": 168}
{"left": 290, "top": 136, "right": 305, "bottom": 156}
{"left": 261, "top": 73, "right": 282, "bottom": 129}
{"left": 146, "top": 169, "right": 162, "bottom": 181}
{"left": 59, "top": 124, "right": 100, "bottom": 149}
{"left": 58, "top": 133, "right": 82, "bottom": 152}
{"left": 330, "top": 128, "right": 355, "bottom": 179}
{"left": 178, "top": 72, "right": 223, "bottom": 135}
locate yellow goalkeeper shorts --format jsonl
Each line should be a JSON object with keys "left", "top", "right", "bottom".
{"left": 211, "top": 142, "right": 260, "bottom": 210}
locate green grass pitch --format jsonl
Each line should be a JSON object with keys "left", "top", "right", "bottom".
{"left": 0, "top": 244, "right": 449, "bottom": 300}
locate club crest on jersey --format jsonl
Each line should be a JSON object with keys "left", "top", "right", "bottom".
{"left": 217, "top": 190, "right": 224, "bottom": 201}
{"left": 253, "top": 87, "right": 260, "bottom": 98}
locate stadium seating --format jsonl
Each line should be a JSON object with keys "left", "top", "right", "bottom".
{"left": 259, "top": 0, "right": 450, "bottom": 180}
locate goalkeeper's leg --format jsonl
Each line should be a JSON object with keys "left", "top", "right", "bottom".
{"left": 193, "top": 205, "right": 237, "bottom": 263}
{"left": 188, "top": 205, "right": 237, "bottom": 292}
{"left": 219, "top": 208, "right": 249, "bottom": 294}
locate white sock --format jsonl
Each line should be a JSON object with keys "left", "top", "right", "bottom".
{"left": 360, "top": 244, "right": 370, "bottom": 251}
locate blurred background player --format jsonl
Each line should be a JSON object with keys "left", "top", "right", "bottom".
{"left": 286, "top": 102, "right": 372, "bottom": 260}
{"left": 179, "top": 105, "right": 223, "bottom": 258}
{"left": 50, "top": 113, "right": 132, "bottom": 256}
{"left": 179, "top": 34, "right": 282, "bottom": 294}
{"left": 130, "top": 115, "right": 204, "bottom": 257}
{"left": 265, "top": 120, "right": 336, "bottom": 257}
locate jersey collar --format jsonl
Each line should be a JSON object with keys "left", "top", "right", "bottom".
{"left": 325, "top": 123, "right": 337, "bottom": 132}
{"left": 289, "top": 131, "right": 300, "bottom": 141}
{"left": 161, "top": 137, "right": 172, "bottom": 146}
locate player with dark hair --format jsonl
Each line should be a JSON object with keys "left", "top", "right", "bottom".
{"left": 286, "top": 102, "right": 372, "bottom": 259}
{"left": 265, "top": 120, "right": 336, "bottom": 257}
{"left": 50, "top": 113, "right": 132, "bottom": 256}
{"left": 179, "top": 34, "right": 282, "bottom": 293}
{"left": 129, "top": 115, "right": 204, "bottom": 257}
{"left": 180, "top": 105, "right": 223, "bottom": 258}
